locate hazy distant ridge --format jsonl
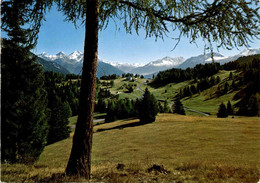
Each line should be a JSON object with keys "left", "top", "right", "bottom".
{"left": 38, "top": 48, "right": 260, "bottom": 76}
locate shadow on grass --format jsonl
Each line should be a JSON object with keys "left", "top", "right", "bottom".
{"left": 94, "top": 114, "right": 107, "bottom": 120}
{"left": 96, "top": 120, "right": 150, "bottom": 133}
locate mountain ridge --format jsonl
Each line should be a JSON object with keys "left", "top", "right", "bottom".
{"left": 38, "top": 48, "right": 260, "bottom": 76}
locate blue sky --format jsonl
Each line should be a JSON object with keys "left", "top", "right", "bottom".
{"left": 33, "top": 6, "right": 260, "bottom": 65}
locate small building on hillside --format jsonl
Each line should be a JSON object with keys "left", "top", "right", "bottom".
{"left": 126, "top": 76, "right": 132, "bottom": 81}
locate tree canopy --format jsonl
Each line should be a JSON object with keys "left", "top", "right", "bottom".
{"left": 58, "top": 0, "right": 259, "bottom": 51}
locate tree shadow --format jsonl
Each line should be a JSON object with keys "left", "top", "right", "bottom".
{"left": 94, "top": 114, "right": 107, "bottom": 119}
{"left": 96, "top": 120, "right": 150, "bottom": 133}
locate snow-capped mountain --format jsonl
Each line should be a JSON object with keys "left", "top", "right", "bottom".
{"left": 129, "top": 56, "right": 185, "bottom": 75}
{"left": 177, "top": 48, "right": 260, "bottom": 69}
{"left": 39, "top": 51, "right": 83, "bottom": 63}
{"left": 38, "top": 51, "right": 123, "bottom": 77}
{"left": 68, "top": 51, "right": 83, "bottom": 62}
{"left": 215, "top": 48, "right": 260, "bottom": 64}
{"left": 37, "top": 56, "right": 70, "bottom": 75}
{"left": 38, "top": 48, "right": 259, "bottom": 77}
{"left": 147, "top": 56, "right": 185, "bottom": 67}
{"left": 177, "top": 53, "right": 225, "bottom": 69}
{"left": 108, "top": 63, "right": 143, "bottom": 73}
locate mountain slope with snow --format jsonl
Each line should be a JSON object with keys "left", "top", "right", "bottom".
{"left": 177, "top": 53, "right": 225, "bottom": 69}
{"left": 38, "top": 51, "right": 124, "bottom": 77}
{"left": 129, "top": 56, "right": 185, "bottom": 75}
{"left": 37, "top": 56, "right": 70, "bottom": 75}
{"left": 38, "top": 48, "right": 260, "bottom": 76}
{"left": 217, "top": 48, "right": 260, "bottom": 64}
{"left": 178, "top": 48, "right": 260, "bottom": 69}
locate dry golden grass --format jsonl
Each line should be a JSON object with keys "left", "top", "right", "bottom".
{"left": 2, "top": 114, "right": 260, "bottom": 182}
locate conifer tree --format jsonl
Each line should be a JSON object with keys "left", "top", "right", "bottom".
{"left": 247, "top": 95, "right": 259, "bottom": 116}
{"left": 2, "top": 35, "right": 48, "bottom": 162}
{"left": 159, "top": 102, "right": 164, "bottom": 113}
{"left": 95, "top": 98, "right": 106, "bottom": 113}
{"left": 2, "top": 39, "right": 49, "bottom": 163}
{"left": 64, "top": 101, "right": 73, "bottom": 118}
{"left": 47, "top": 93, "right": 70, "bottom": 145}
{"left": 126, "top": 99, "right": 134, "bottom": 117}
{"left": 1, "top": 0, "right": 51, "bottom": 163}
{"left": 163, "top": 100, "right": 171, "bottom": 113}
{"left": 227, "top": 101, "right": 234, "bottom": 115}
{"left": 216, "top": 76, "right": 221, "bottom": 84}
{"left": 173, "top": 98, "right": 185, "bottom": 115}
{"left": 217, "top": 102, "right": 228, "bottom": 118}
{"left": 223, "top": 82, "right": 229, "bottom": 94}
{"left": 105, "top": 100, "right": 117, "bottom": 122}
{"left": 229, "top": 72, "right": 233, "bottom": 80}
{"left": 138, "top": 88, "right": 158, "bottom": 124}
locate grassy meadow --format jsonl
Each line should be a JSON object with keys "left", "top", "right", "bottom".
{"left": 138, "top": 70, "right": 240, "bottom": 116}
{"left": 2, "top": 114, "right": 260, "bottom": 182}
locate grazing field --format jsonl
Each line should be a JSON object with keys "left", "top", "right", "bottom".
{"left": 2, "top": 114, "right": 260, "bottom": 182}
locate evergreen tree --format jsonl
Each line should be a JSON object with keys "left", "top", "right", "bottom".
{"left": 216, "top": 76, "right": 221, "bottom": 84}
{"left": 64, "top": 101, "right": 73, "bottom": 118}
{"left": 110, "top": 80, "right": 114, "bottom": 87}
{"left": 95, "top": 98, "right": 106, "bottom": 113}
{"left": 1, "top": 0, "right": 49, "bottom": 163}
{"left": 159, "top": 102, "right": 164, "bottom": 113}
{"left": 2, "top": 39, "right": 48, "bottom": 163}
{"left": 126, "top": 99, "right": 134, "bottom": 117}
{"left": 163, "top": 100, "right": 171, "bottom": 113}
{"left": 223, "top": 82, "right": 229, "bottom": 94}
{"left": 105, "top": 100, "right": 117, "bottom": 122}
{"left": 138, "top": 88, "right": 158, "bottom": 124}
{"left": 227, "top": 101, "right": 234, "bottom": 115}
{"left": 117, "top": 99, "right": 128, "bottom": 119}
{"left": 217, "top": 102, "right": 228, "bottom": 118}
{"left": 173, "top": 98, "right": 185, "bottom": 115}
{"left": 229, "top": 72, "right": 233, "bottom": 80}
{"left": 247, "top": 95, "right": 259, "bottom": 116}
{"left": 47, "top": 94, "right": 70, "bottom": 144}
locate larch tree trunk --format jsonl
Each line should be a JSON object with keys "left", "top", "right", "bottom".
{"left": 65, "top": 0, "right": 99, "bottom": 179}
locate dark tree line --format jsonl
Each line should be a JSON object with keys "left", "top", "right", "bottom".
{"left": 66, "top": 73, "right": 82, "bottom": 80}
{"left": 152, "top": 63, "right": 221, "bottom": 86}
{"left": 217, "top": 101, "right": 234, "bottom": 118}
{"left": 105, "top": 98, "right": 137, "bottom": 122}
{"left": 45, "top": 72, "right": 80, "bottom": 117}
{"left": 100, "top": 74, "right": 119, "bottom": 80}
{"left": 223, "top": 56, "right": 260, "bottom": 116}
{"left": 178, "top": 76, "right": 221, "bottom": 98}
{"left": 105, "top": 88, "right": 159, "bottom": 124}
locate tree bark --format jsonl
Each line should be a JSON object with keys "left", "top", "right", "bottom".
{"left": 65, "top": 0, "right": 99, "bottom": 179}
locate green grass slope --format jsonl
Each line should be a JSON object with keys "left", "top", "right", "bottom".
{"left": 2, "top": 114, "right": 260, "bottom": 182}
{"left": 139, "top": 70, "right": 240, "bottom": 116}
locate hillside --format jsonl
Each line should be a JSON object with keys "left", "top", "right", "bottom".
{"left": 139, "top": 70, "right": 237, "bottom": 116}
{"left": 37, "top": 57, "right": 70, "bottom": 75}
{"left": 38, "top": 52, "right": 124, "bottom": 77}
{"left": 2, "top": 114, "right": 259, "bottom": 182}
